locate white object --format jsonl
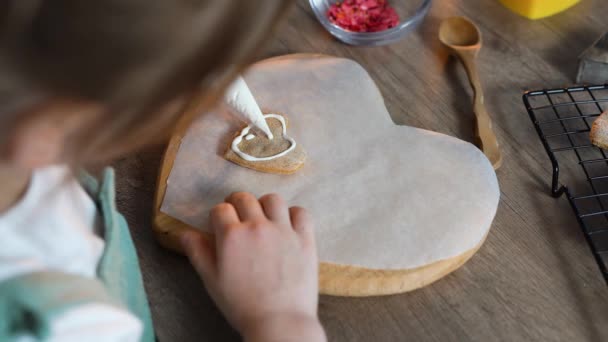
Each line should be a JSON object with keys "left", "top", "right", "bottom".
{"left": 224, "top": 76, "right": 273, "bottom": 139}
{"left": 39, "top": 304, "right": 142, "bottom": 342}
{"left": 231, "top": 114, "right": 296, "bottom": 161}
{"left": 0, "top": 166, "right": 142, "bottom": 341}
{"left": 162, "top": 56, "right": 499, "bottom": 271}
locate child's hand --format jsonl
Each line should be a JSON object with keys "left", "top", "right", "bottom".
{"left": 181, "top": 192, "right": 326, "bottom": 342}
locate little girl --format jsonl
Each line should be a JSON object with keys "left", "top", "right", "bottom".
{"left": 0, "top": 1, "right": 326, "bottom": 341}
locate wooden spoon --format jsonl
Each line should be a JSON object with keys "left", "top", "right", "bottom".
{"left": 439, "top": 17, "right": 503, "bottom": 170}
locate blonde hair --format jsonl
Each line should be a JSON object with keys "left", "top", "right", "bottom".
{"left": 0, "top": 0, "right": 292, "bottom": 161}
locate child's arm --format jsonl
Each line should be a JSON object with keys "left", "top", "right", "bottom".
{"left": 181, "top": 192, "right": 326, "bottom": 342}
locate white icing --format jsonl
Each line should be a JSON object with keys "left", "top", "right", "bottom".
{"left": 231, "top": 114, "right": 296, "bottom": 162}
{"left": 224, "top": 76, "right": 274, "bottom": 139}
{"left": 245, "top": 134, "right": 255, "bottom": 141}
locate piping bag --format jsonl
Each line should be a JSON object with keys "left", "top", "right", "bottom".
{"left": 223, "top": 76, "right": 274, "bottom": 139}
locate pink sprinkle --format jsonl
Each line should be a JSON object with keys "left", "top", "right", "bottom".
{"left": 327, "top": 0, "right": 400, "bottom": 33}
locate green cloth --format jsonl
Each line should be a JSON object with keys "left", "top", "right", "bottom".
{"left": 0, "top": 168, "right": 155, "bottom": 341}
{"left": 0, "top": 272, "right": 122, "bottom": 340}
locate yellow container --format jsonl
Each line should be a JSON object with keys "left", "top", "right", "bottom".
{"left": 499, "top": 0, "right": 581, "bottom": 19}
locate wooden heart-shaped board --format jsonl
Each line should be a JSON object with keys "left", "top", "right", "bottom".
{"left": 154, "top": 54, "right": 500, "bottom": 296}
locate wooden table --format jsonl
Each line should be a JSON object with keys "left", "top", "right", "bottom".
{"left": 113, "top": 0, "right": 608, "bottom": 340}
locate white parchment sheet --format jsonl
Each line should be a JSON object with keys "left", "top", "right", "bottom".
{"left": 161, "top": 55, "right": 500, "bottom": 270}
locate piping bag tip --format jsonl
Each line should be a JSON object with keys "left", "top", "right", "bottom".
{"left": 224, "top": 75, "right": 274, "bottom": 140}
{"left": 253, "top": 120, "right": 274, "bottom": 140}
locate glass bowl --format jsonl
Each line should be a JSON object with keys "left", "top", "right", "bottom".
{"left": 309, "top": 0, "right": 432, "bottom": 46}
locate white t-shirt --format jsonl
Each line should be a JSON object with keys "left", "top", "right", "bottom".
{"left": 0, "top": 166, "right": 142, "bottom": 341}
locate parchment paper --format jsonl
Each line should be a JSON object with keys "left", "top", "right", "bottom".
{"left": 161, "top": 55, "right": 500, "bottom": 270}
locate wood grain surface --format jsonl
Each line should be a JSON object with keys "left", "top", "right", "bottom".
{"left": 113, "top": 0, "right": 608, "bottom": 341}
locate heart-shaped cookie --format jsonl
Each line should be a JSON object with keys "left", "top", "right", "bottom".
{"left": 224, "top": 114, "right": 306, "bottom": 174}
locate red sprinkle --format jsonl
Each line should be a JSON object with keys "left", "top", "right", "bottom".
{"left": 327, "top": 0, "right": 400, "bottom": 33}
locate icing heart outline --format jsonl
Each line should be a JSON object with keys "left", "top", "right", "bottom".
{"left": 231, "top": 114, "right": 297, "bottom": 161}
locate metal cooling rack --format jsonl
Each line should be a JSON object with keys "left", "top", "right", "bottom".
{"left": 525, "top": 84, "right": 608, "bottom": 285}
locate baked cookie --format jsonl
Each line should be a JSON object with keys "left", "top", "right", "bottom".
{"left": 591, "top": 110, "right": 608, "bottom": 150}
{"left": 224, "top": 114, "right": 306, "bottom": 174}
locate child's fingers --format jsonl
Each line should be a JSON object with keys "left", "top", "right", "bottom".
{"left": 289, "top": 206, "right": 316, "bottom": 249}
{"left": 259, "top": 193, "right": 290, "bottom": 224}
{"left": 210, "top": 203, "right": 240, "bottom": 230}
{"left": 181, "top": 230, "right": 217, "bottom": 281}
{"left": 210, "top": 203, "right": 240, "bottom": 247}
{"left": 225, "top": 192, "right": 265, "bottom": 221}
